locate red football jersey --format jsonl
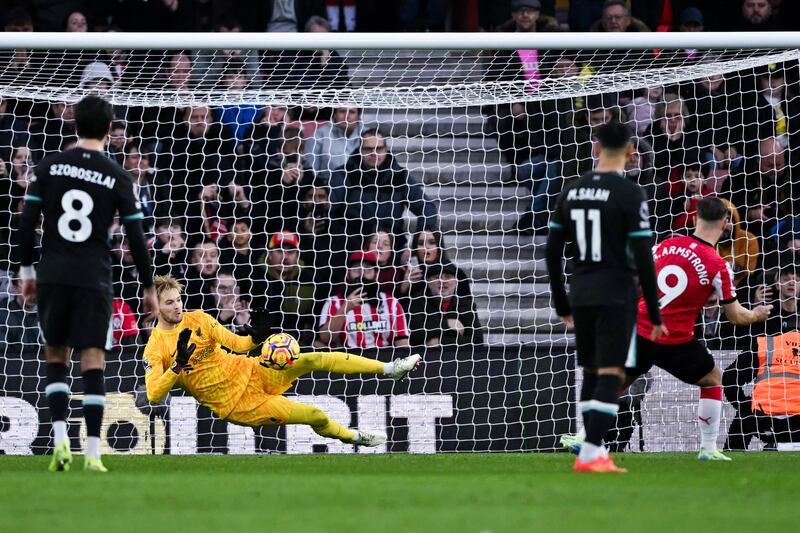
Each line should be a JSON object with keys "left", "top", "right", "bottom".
{"left": 638, "top": 235, "right": 736, "bottom": 344}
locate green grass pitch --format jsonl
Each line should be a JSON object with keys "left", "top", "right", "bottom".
{"left": 3, "top": 453, "right": 799, "bottom": 532}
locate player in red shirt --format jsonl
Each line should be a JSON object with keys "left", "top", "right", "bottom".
{"left": 562, "top": 196, "right": 771, "bottom": 459}
{"left": 633, "top": 196, "right": 771, "bottom": 459}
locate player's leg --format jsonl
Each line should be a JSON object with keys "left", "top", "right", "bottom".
{"left": 45, "top": 345, "right": 73, "bottom": 471}
{"left": 37, "top": 284, "right": 73, "bottom": 472}
{"left": 71, "top": 288, "right": 114, "bottom": 472}
{"left": 79, "top": 348, "right": 108, "bottom": 471}
{"left": 562, "top": 337, "right": 655, "bottom": 455}
{"left": 574, "top": 305, "right": 633, "bottom": 472}
{"left": 655, "top": 339, "right": 730, "bottom": 460}
{"left": 282, "top": 351, "right": 420, "bottom": 382}
{"left": 287, "top": 401, "right": 387, "bottom": 446}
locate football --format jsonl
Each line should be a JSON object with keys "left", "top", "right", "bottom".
{"left": 260, "top": 333, "right": 300, "bottom": 370}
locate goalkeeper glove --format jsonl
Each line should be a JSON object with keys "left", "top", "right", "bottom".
{"left": 242, "top": 308, "right": 272, "bottom": 344}
{"left": 173, "top": 328, "right": 196, "bottom": 372}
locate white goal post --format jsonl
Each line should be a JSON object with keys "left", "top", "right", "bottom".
{"left": 0, "top": 32, "right": 797, "bottom": 455}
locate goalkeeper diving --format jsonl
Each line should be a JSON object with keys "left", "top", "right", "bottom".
{"left": 144, "top": 275, "right": 421, "bottom": 446}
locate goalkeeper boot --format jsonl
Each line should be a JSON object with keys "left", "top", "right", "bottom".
{"left": 353, "top": 430, "right": 388, "bottom": 447}
{"left": 84, "top": 456, "right": 109, "bottom": 473}
{"left": 389, "top": 354, "right": 422, "bottom": 380}
{"left": 48, "top": 440, "right": 73, "bottom": 472}
{"left": 560, "top": 434, "right": 583, "bottom": 455}
{"left": 573, "top": 455, "right": 628, "bottom": 473}
{"left": 697, "top": 448, "right": 732, "bottom": 461}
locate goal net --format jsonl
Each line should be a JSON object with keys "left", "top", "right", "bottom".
{"left": 0, "top": 34, "right": 797, "bottom": 455}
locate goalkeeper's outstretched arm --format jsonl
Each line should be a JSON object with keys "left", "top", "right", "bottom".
{"left": 144, "top": 353, "right": 180, "bottom": 403}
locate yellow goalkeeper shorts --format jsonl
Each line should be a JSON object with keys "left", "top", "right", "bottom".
{"left": 223, "top": 363, "right": 297, "bottom": 426}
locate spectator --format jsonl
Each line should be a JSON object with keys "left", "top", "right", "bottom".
{"left": 749, "top": 264, "right": 800, "bottom": 335}
{"left": 569, "top": 0, "right": 605, "bottom": 32}
{"left": 645, "top": 93, "right": 700, "bottom": 187}
{"left": 717, "top": 198, "right": 760, "bottom": 288}
{"left": 107, "top": 121, "right": 128, "bottom": 164}
{"left": 399, "top": 0, "right": 449, "bottom": 32}
{"left": 695, "top": 293, "right": 737, "bottom": 350}
{"left": 36, "top": 102, "right": 77, "bottom": 155}
{"left": 294, "top": 16, "right": 350, "bottom": 92}
{"left": 297, "top": 176, "right": 349, "bottom": 302}
{"left": 591, "top": 0, "right": 650, "bottom": 32}
{"left": 408, "top": 263, "right": 483, "bottom": 347}
{"left": 736, "top": 0, "right": 783, "bottom": 31}
{"left": 158, "top": 105, "right": 236, "bottom": 244}
{"left": 330, "top": 129, "right": 437, "bottom": 249}
{"left": 216, "top": 58, "right": 261, "bottom": 145}
{"left": 184, "top": 240, "right": 221, "bottom": 312}
{"left": 326, "top": 0, "right": 357, "bottom": 32}
{"left": 572, "top": 93, "right": 624, "bottom": 178}
{"left": 262, "top": 154, "right": 305, "bottom": 237}
{"left": 723, "top": 329, "right": 800, "bottom": 450}
{"left": 625, "top": 136, "right": 658, "bottom": 218}
{"left": 318, "top": 251, "right": 410, "bottom": 349}
{"left": 682, "top": 73, "right": 745, "bottom": 174}
{"left": 670, "top": 164, "right": 714, "bottom": 233}
{"left": 131, "top": 51, "right": 195, "bottom": 144}
{"left": 0, "top": 96, "right": 30, "bottom": 163}
{"left": 631, "top": 0, "right": 683, "bottom": 32}
{"left": 265, "top": 0, "right": 326, "bottom": 32}
{"left": 726, "top": 138, "right": 795, "bottom": 241}
{"left": 305, "top": 107, "right": 363, "bottom": 180}
{"left": 193, "top": 16, "right": 260, "bottom": 89}
{"left": 111, "top": 297, "right": 140, "bottom": 347}
{"left": 365, "top": 229, "right": 405, "bottom": 297}
{"left": 743, "top": 64, "right": 799, "bottom": 149}
{"left": 0, "top": 274, "right": 42, "bottom": 354}
{"left": 199, "top": 181, "right": 250, "bottom": 243}
{"left": 676, "top": 6, "right": 704, "bottom": 32}
{"left": 408, "top": 228, "right": 471, "bottom": 299}
{"left": 79, "top": 61, "right": 115, "bottom": 92}
{"left": 111, "top": 230, "right": 146, "bottom": 318}
{"left": 217, "top": 217, "right": 259, "bottom": 298}
{"left": 65, "top": 11, "right": 88, "bottom": 32}
{"left": 242, "top": 105, "right": 293, "bottom": 177}
{"left": 0, "top": 7, "right": 34, "bottom": 85}
{"left": 252, "top": 231, "right": 316, "bottom": 344}
{"left": 151, "top": 219, "right": 189, "bottom": 280}
{"left": 123, "top": 142, "right": 160, "bottom": 230}
{"left": 484, "top": 1, "right": 558, "bottom": 88}
{"left": 625, "top": 86, "right": 663, "bottom": 136}
{"left": 211, "top": 271, "right": 251, "bottom": 329}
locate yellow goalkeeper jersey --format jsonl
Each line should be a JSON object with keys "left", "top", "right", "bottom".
{"left": 143, "top": 310, "right": 258, "bottom": 420}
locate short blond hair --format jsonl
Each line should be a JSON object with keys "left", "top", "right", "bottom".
{"left": 154, "top": 275, "right": 184, "bottom": 300}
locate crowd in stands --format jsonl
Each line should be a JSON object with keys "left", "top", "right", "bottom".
{"left": 0, "top": 0, "right": 799, "bottom": 359}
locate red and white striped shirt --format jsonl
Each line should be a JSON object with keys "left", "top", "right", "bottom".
{"left": 319, "top": 292, "right": 409, "bottom": 348}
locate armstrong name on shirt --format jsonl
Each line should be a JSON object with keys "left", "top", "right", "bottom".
{"left": 653, "top": 242, "right": 710, "bottom": 285}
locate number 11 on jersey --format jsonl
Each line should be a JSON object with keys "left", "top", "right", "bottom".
{"left": 570, "top": 208, "right": 602, "bottom": 262}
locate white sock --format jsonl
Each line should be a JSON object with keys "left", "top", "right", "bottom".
{"left": 383, "top": 362, "right": 394, "bottom": 375}
{"left": 577, "top": 427, "right": 586, "bottom": 441}
{"left": 578, "top": 442, "right": 603, "bottom": 462}
{"left": 351, "top": 431, "right": 361, "bottom": 443}
{"left": 343, "top": 5, "right": 356, "bottom": 31}
{"left": 86, "top": 436, "right": 101, "bottom": 460}
{"left": 53, "top": 421, "right": 68, "bottom": 446}
{"left": 326, "top": 5, "right": 340, "bottom": 31}
{"left": 698, "top": 397, "right": 721, "bottom": 452}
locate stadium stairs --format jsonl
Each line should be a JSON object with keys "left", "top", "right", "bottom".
{"left": 354, "top": 50, "right": 568, "bottom": 346}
